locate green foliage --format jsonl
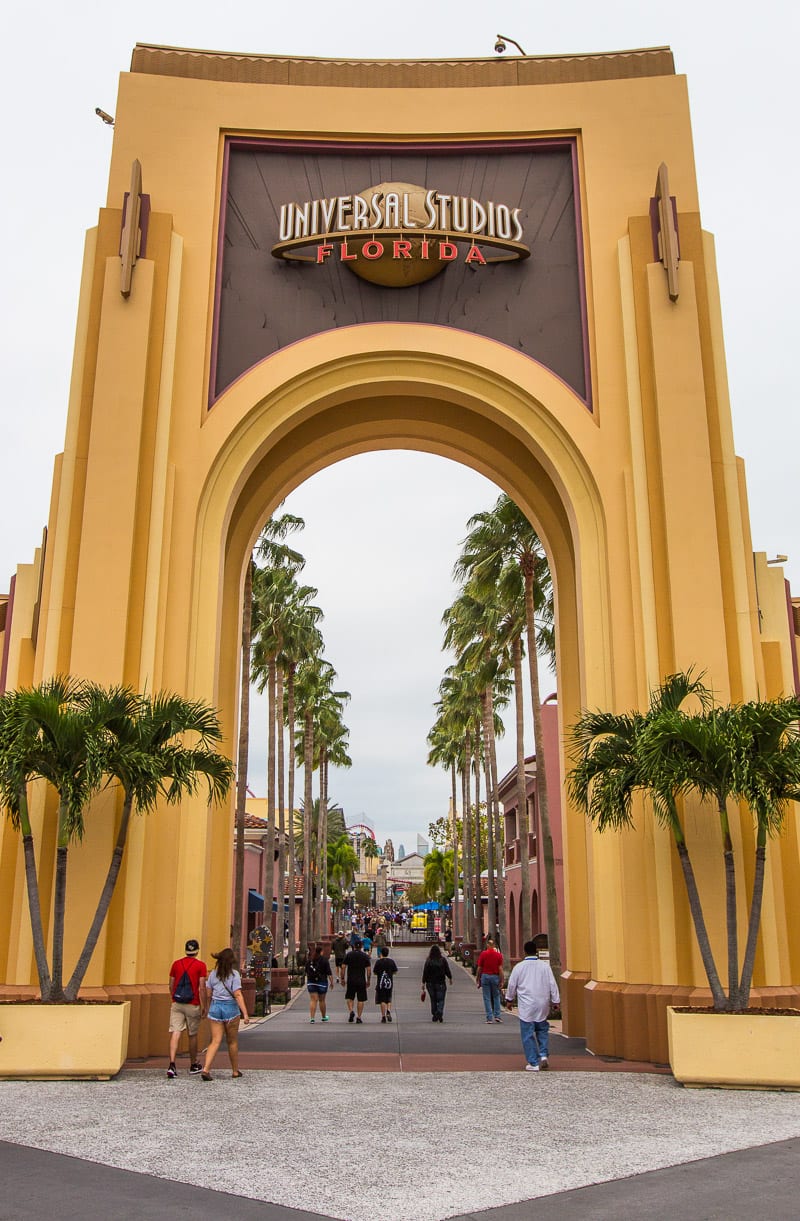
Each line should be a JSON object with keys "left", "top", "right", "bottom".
{"left": 424, "top": 847, "right": 454, "bottom": 902}
{"left": 0, "top": 678, "right": 233, "bottom": 1003}
{"left": 568, "top": 671, "right": 800, "bottom": 1011}
{"left": 354, "top": 883, "right": 372, "bottom": 906}
{"left": 404, "top": 882, "right": 427, "bottom": 907}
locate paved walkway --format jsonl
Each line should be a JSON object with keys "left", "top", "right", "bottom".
{"left": 127, "top": 946, "right": 662, "bottom": 1075}
{"left": 2, "top": 947, "right": 800, "bottom": 1218}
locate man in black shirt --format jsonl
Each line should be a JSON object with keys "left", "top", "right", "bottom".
{"left": 341, "top": 938, "right": 372, "bottom": 1023}
{"left": 374, "top": 946, "right": 398, "bottom": 1022}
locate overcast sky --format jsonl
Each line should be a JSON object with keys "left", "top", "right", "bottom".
{"left": 2, "top": 2, "right": 798, "bottom": 851}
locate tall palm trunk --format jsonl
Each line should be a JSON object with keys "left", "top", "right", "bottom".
{"left": 481, "top": 690, "right": 497, "bottom": 941}
{"left": 302, "top": 709, "right": 314, "bottom": 953}
{"left": 489, "top": 724, "right": 509, "bottom": 961}
{"left": 321, "top": 751, "right": 330, "bottom": 936}
{"left": 286, "top": 664, "right": 297, "bottom": 966}
{"left": 523, "top": 564, "right": 561, "bottom": 976}
{"left": 461, "top": 734, "right": 474, "bottom": 945}
{"left": 263, "top": 659, "right": 277, "bottom": 943}
{"left": 513, "top": 636, "right": 532, "bottom": 950}
{"left": 314, "top": 748, "right": 328, "bottom": 939}
{"left": 718, "top": 798, "right": 740, "bottom": 1009}
{"left": 276, "top": 664, "right": 286, "bottom": 963}
{"left": 65, "top": 793, "right": 134, "bottom": 1000}
{"left": 672, "top": 831, "right": 726, "bottom": 1010}
{"left": 473, "top": 742, "right": 483, "bottom": 944}
{"left": 49, "top": 802, "right": 71, "bottom": 1002}
{"left": 739, "top": 828, "right": 768, "bottom": 1008}
{"left": 450, "top": 759, "right": 459, "bottom": 940}
{"left": 17, "top": 788, "right": 52, "bottom": 997}
{"left": 232, "top": 560, "right": 252, "bottom": 959}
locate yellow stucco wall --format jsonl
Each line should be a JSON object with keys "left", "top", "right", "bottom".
{"left": 1, "top": 47, "right": 797, "bottom": 1044}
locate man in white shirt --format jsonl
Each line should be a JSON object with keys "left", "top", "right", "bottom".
{"left": 504, "top": 939, "right": 560, "bottom": 1072}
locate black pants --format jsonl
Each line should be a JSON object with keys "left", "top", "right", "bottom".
{"left": 427, "top": 982, "right": 446, "bottom": 1019}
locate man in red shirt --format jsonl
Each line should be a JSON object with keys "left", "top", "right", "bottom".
{"left": 475, "top": 937, "right": 505, "bottom": 1023}
{"left": 167, "top": 939, "right": 208, "bottom": 1079}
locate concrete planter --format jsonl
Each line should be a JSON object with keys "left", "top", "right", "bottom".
{"left": 0, "top": 1001, "right": 131, "bottom": 1080}
{"left": 667, "top": 1006, "right": 800, "bottom": 1089}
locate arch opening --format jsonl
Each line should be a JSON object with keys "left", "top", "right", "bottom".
{"left": 188, "top": 329, "right": 611, "bottom": 996}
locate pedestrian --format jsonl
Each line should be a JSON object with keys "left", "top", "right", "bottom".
{"left": 167, "top": 938, "right": 208, "bottom": 1079}
{"left": 361, "top": 930, "right": 373, "bottom": 958}
{"left": 421, "top": 942, "right": 452, "bottom": 1023}
{"left": 504, "top": 939, "right": 560, "bottom": 1072}
{"left": 373, "top": 924, "right": 388, "bottom": 953}
{"left": 374, "top": 945, "right": 398, "bottom": 1022}
{"left": 341, "top": 936, "right": 372, "bottom": 1023}
{"left": 200, "top": 947, "right": 250, "bottom": 1080}
{"left": 475, "top": 936, "right": 505, "bottom": 1024}
{"left": 306, "top": 945, "right": 334, "bottom": 1022}
{"left": 332, "top": 929, "right": 349, "bottom": 972}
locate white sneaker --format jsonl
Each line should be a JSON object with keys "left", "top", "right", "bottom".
{"left": 539, "top": 1057, "right": 549, "bottom": 1070}
{"left": 525, "top": 1063, "right": 540, "bottom": 1072}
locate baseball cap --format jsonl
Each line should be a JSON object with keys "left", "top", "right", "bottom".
{"left": 185, "top": 939, "right": 200, "bottom": 955}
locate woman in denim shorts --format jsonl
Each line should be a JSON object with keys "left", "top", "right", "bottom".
{"left": 200, "top": 948, "right": 250, "bottom": 1080}
{"left": 306, "top": 945, "right": 334, "bottom": 1022}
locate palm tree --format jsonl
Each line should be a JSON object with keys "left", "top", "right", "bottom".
{"left": 65, "top": 690, "right": 233, "bottom": 1000}
{"left": 0, "top": 678, "right": 116, "bottom": 1001}
{"left": 426, "top": 715, "right": 462, "bottom": 937}
{"left": 0, "top": 679, "right": 232, "bottom": 1003}
{"left": 432, "top": 673, "right": 476, "bottom": 937}
{"left": 328, "top": 833, "right": 358, "bottom": 917}
{"left": 251, "top": 564, "right": 319, "bottom": 948}
{"left": 568, "top": 671, "right": 723, "bottom": 1006}
{"left": 456, "top": 493, "right": 559, "bottom": 971}
{"left": 280, "top": 590, "right": 323, "bottom": 966}
{"left": 233, "top": 512, "right": 305, "bottom": 956}
{"left": 568, "top": 671, "right": 800, "bottom": 1012}
{"left": 442, "top": 583, "right": 510, "bottom": 957}
{"left": 494, "top": 562, "right": 533, "bottom": 951}
{"left": 423, "top": 846, "right": 454, "bottom": 913}
{"left": 638, "top": 692, "right": 800, "bottom": 1010}
{"left": 313, "top": 692, "right": 351, "bottom": 937}
{"left": 232, "top": 558, "right": 254, "bottom": 957}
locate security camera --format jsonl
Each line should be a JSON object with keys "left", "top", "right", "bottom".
{"left": 95, "top": 107, "right": 115, "bottom": 126}
{"left": 494, "top": 38, "right": 506, "bottom": 54}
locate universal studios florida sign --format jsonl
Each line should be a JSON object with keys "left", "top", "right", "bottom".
{"left": 271, "top": 180, "right": 530, "bottom": 287}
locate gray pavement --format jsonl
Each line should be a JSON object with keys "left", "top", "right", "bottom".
{"left": 4, "top": 1134, "right": 800, "bottom": 1219}
{"left": 2, "top": 946, "right": 800, "bottom": 1219}
{"left": 243, "top": 944, "right": 588, "bottom": 1059}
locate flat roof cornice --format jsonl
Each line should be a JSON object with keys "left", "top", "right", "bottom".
{"left": 130, "top": 43, "right": 674, "bottom": 89}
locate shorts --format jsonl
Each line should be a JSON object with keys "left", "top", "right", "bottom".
{"left": 375, "top": 988, "right": 393, "bottom": 1005}
{"left": 307, "top": 983, "right": 328, "bottom": 995}
{"left": 345, "top": 983, "right": 368, "bottom": 1003}
{"left": 169, "top": 1002, "right": 201, "bottom": 1036}
{"left": 208, "top": 999, "right": 241, "bottom": 1023}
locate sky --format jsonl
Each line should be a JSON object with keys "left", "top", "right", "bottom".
{"left": 2, "top": 1, "right": 799, "bottom": 851}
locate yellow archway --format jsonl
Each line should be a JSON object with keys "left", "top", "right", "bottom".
{"left": 183, "top": 326, "right": 610, "bottom": 1001}
{"left": 3, "top": 45, "right": 798, "bottom": 1065}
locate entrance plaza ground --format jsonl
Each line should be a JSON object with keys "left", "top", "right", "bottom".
{"left": 3, "top": 949, "right": 800, "bottom": 1219}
